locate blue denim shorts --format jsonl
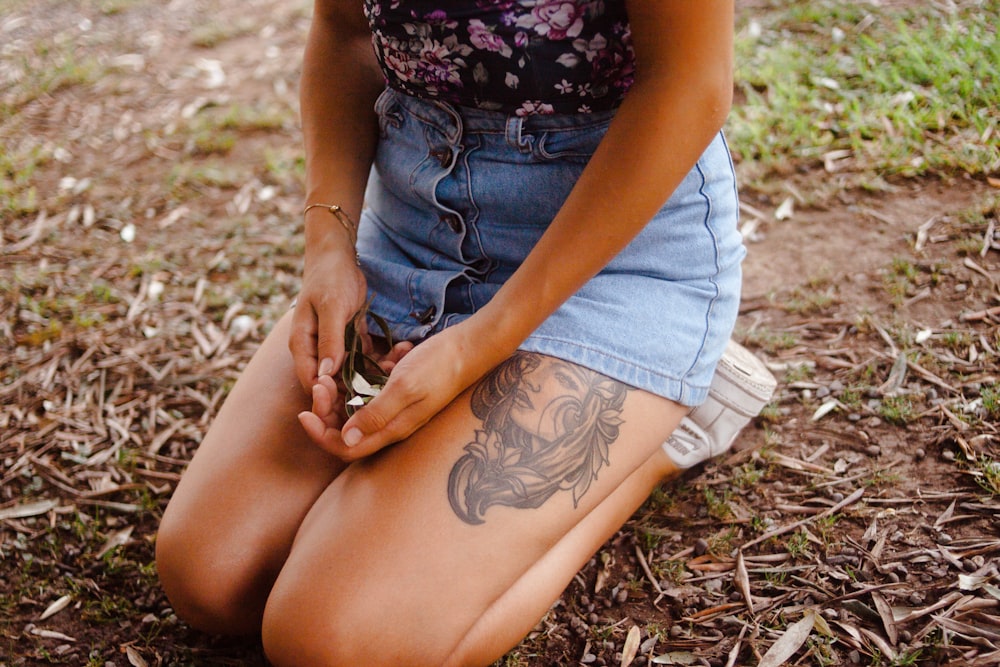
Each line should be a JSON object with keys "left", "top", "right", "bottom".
{"left": 358, "top": 88, "right": 745, "bottom": 406}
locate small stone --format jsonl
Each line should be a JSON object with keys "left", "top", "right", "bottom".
{"left": 963, "top": 560, "right": 978, "bottom": 573}
{"left": 914, "top": 448, "right": 926, "bottom": 461}
{"left": 900, "top": 630, "right": 912, "bottom": 643}
{"left": 865, "top": 445, "right": 881, "bottom": 457}
{"left": 830, "top": 491, "right": 845, "bottom": 503}
{"left": 581, "top": 653, "right": 597, "bottom": 664}
{"left": 669, "top": 625, "right": 685, "bottom": 638}
{"left": 848, "top": 413, "right": 862, "bottom": 422}
{"left": 867, "top": 417, "right": 882, "bottom": 428}
{"left": 694, "top": 538, "right": 709, "bottom": 556}
{"left": 909, "top": 593, "right": 924, "bottom": 605}
{"left": 615, "top": 589, "right": 628, "bottom": 604}
{"left": 589, "top": 612, "right": 600, "bottom": 625}
{"left": 942, "top": 450, "right": 955, "bottom": 462}
{"left": 887, "top": 572, "right": 900, "bottom": 583}
{"left": 849, "top": 650, "right": 862, "bottom": 664}
{"left": 816, "top": 386, "right": 831, "bottom": 399}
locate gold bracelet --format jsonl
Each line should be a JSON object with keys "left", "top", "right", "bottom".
{"left": 302, "top": 203, "right": 358, "bottom": 247}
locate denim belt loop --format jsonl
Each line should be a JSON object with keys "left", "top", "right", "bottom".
{"left": 504, "top": 116, "right": 533, "bottom": 154}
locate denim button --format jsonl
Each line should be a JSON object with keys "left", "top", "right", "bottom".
{"left": 440, "top": 213, "right": 462, "bottom": 233}
{"left": 413, "top": 305, "right": 436, "bottom": 324}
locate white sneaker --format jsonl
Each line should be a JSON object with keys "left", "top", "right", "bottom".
{"left": 663, "top": 340, "right": 777, "bottom": 468}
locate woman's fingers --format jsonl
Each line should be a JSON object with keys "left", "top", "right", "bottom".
{"left": 288, "top": 302, "right": 321, "bottom": 392}
{"left": 297, "top": 376, "right": 346, "bottom": 450}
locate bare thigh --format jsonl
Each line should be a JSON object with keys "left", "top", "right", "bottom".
{"left": 262, "top": 353, "right": 686, "bottom": 667}
{"left": 156, "top": 311, "right": 344, "bottom": 634}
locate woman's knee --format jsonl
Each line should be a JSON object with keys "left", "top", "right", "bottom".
{"left": 261, "top": 571, "right": 464, "bottom": 667}
{"left": 155, "top": 506, "right": 269, "bottom": 636}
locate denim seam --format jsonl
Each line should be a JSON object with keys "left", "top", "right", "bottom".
{"left": 681, "top": 156, "right": 724, "bottom": 384}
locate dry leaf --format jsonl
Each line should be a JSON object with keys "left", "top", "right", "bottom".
{"left": 39, "top": 594, "right": 72, "bottom": 621}
{"left": 811, "top": 399, "right": 841, "bottom": 421}
{"left": 733, "top": 550, "right": 754, "bottom": 615}
{"left": 594, "top": 551, "right": 614, "bottom": 594}
{"left": 95, "top": 526, "right": 134, "bottom": 559}
{"left": 0, "top": 499, "right": 59, "bottom": 520}
{"left": 774, "top": 197, "right": 794, "bottom": 221}
{"left": 872, "top": 591, "right": 898, "bottom": 645}
{"left": 620, "top": 625, "right": 641, "bottom": 667}
{"left": 651, "top": 651, "right": 698, "bottom": 665}
{"left": 26, "top": 624, "right": 76, "bottom": 642}
{"left": 757, "top": 612, "right": 815, "bottom": 667}
{"left": 126, "top": 646, "right": 149, "bottom": 667}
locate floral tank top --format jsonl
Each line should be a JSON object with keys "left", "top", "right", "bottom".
{"left": 362, "top": 1, "right": 636, "bottom": 116}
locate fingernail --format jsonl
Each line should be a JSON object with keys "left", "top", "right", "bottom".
{"left": 318, "top": 357, "right": 334, "bottom": 377}
{"left": 343, "top": 427, "right": 362, "bottom": 447}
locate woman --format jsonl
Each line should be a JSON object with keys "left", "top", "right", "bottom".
{"left": 156, "top": 2, "right": 764, "bottom": 665}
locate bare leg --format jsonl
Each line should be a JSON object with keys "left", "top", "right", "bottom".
{"left": 156, "top": 311, "right": 345, "bottom": 635}
{"left": 261, "top": 353, "right": 686, "bottom": 667}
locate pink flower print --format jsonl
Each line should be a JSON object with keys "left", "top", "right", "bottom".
{"left": 515, "top": 0, "right": 587, "bottom": 41}
{"left": 516, "top": 100, "right": 555, "bottom": 116}
{"left": 468, "top": 19, "right": 513, "bottom": 57}
{"left": 413, "top": 39, "right": 466, "bottom": 93}
{"left": 379, "top": 36, "right": 419, "bottom": 83}
{"left": 423, "top": 10, "right": 458, "bottom": 30}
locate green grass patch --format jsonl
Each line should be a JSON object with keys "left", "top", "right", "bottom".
{"left": 0, "top": 42, "right": 104, "bottom": 119}
{"left": 729, "top": 1, "right": 1000, "bottom": 181}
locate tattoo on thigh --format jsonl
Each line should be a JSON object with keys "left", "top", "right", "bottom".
{"left": 447, "top": 353, "right": 629, "bottom": 525}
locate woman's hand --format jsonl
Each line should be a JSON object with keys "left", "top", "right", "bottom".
{"left": 287, "top": 242, "right": 369, "bottom": 394}
{"left": 298, "top": 339, "right": 414, "bottom": 457}
{"left": 335, "top": 324, "right": 482, "bottom": 459}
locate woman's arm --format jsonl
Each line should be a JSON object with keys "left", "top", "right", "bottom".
{"left": 334, "top": 0, "right": 735, "bottom": 457}
{"left": 480, "top": 0, "right": 735, "bottom": 357}
{"left": 288, "top": 0, "right": 386, "bottom": 392}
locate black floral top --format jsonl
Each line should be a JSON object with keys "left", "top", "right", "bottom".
{"left": 363, "top": 0, "right": 636, "bottom": 116}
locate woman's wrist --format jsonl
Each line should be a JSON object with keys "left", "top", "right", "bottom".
{"left": 303, "top": 205, "right": 360, "bottom": 264}
{"left": 302, "top": 203, "right": 358, "bottom": 246}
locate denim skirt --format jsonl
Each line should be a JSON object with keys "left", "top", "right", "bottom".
{"left": 357, "top": 88, "right": 745, "bottom": 406}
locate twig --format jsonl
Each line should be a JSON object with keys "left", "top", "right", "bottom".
{"left": 634, "top": 544, "right": 664, "bottom": 599}
{"left": 738, "top": 487, "right": 865, "bottom": 551}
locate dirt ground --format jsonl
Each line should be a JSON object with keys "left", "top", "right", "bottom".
{"left": 2, "top": 1, "right": 998, "bottom": 666}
